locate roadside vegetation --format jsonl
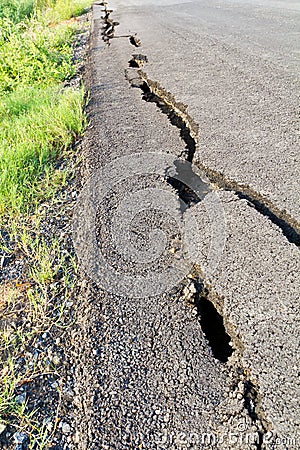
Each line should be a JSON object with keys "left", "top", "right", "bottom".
{"left": 0, "top": 0, "right": 90, "bottom": 448}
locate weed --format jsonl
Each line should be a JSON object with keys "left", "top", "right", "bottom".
{"left": 0, "top": 86, "right": 86, "bottom": 214}
{"left": 39, "top": 0, "right": 91, "bottom": 23}
{"left": 0, "top": 358, "right": 25, "bottom": 419}
{"left": 0, "top": 22, "right": 75, "bottom": 93}
{"left": 0, "top": 0, "right": 90, "bottom": 446}
{"left": 0, "top": 0, "right": 34, "bottom": 23}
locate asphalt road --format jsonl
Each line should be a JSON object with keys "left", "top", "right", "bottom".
{"left": 72, "top": 2, "right": 300, "bottom": 449}
{"left": 112, "top": 0, "right": 300, "bottom": 222}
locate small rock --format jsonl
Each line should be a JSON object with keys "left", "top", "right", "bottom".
{"left": 15, "top": 394, "right": 26, "bottom": 404}
{"left": 61, "top": 422, "right": 71, "bottom": 434}
{"left": 73, "top": 396, "right": 81, "bottom": 407}
{"left": 63, "top": 389, "right": 74, "bottom": 401}
{"left": 13, "top": 432, "right": 29, "bottom": 444}
{"left": 0, "top": 423, "right": 6, "bottom": 435}
{"left": 182, "top": 286, "right": 190, "bottom": 297}
{"left": 46, "top": 422, "right": 53, "bottom": 432}
{"left": 73, "top": 430, "right": 80, "bottom": 444}
{"left": 52, "top": 355, "right": 61, "bottom": 366}
{"left": 129, "top": 35, "right": 141, "bottom": 47}
{"left": 164, "top": 414, "right": 170, "bottom": 423}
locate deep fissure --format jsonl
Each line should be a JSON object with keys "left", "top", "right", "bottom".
{"left": 184, "top": 278, "right": 270, "bottom": 446}
{"left": 98, "top": 2, "right": 141, "bottom": 46}
{"left": 95, "top": 14, "right": 287, "bottom": 440}
{"left": 127, "top": 62, "right": 277, "bottom": 441}
{"left": 237, "top": 192, "right": 300, "bottom": 246}
{"left": 140, "top": 82, "right": 197, "bottom": 162}
{"left": 193, "top": 286, "right": 234, "bottom": 363}
{"left": 167, "top": 177, "right": 201, "bottom": 209}
{"left": 99, "top": 2, "right": 119, "bottom": 44}
{"left": 243, "top": 380, "right": 267, "bottom": 449}
{"left": 198, "top": 163, "right": 300, "bottom": 247}
{"left": 129, "top": 54, "right": 148, "bottom": 68}
{"left": 127, "top": 68, "right": 300, "bottom": 247}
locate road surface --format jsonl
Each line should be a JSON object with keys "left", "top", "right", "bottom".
{"left": 72, "top": 1, "right": 300, "bottom": 449}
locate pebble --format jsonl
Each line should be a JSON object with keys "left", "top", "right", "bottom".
{"left": 47, "top": 422, "right": 53, "bottom": 432}
{"left": 13, "top": 432, "right": 29, "bottom": 444}
{"left": 74, "top": 430, "right": 80, "bottom": 444}
{"left": 15, "top": 445, "right": 23, "bottom": 450}
{"left": 15, "top": 394, "right": 26, "bottom": 405}
{"left": 61, "top": 422, "right": 71, "bottom": 434}
{"left": 52, "top": 355, "right": 61, "bottom": 366}
{"left": 0, "top": 423, "right": 6, "bottom": 434}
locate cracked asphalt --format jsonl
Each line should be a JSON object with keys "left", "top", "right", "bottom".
{"left": 114, "top": 0, "right": 300, "bottom": 222}
{"left": 72, "top": 1, "right": 300, "bottom": 449}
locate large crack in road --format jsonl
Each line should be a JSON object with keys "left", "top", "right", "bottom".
{"left": 126, "top": 67, "right": 300, "bottom": 247}
{"left": 72, "top": 2, "right": 300, "bottom": 449}
{"left": 125, "top": 51, "right": 273, "bottom": 446}
{"left": 122, "top": 17, "right": 298, "bottom": 446}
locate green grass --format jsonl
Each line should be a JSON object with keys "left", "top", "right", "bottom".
{"left": 39, "top": 0, "right": 91, "bottom": 22}
{"left": 0, "top": 1, "right": 90, "bottom": 443}
{"left": 0, "top": 86, "right": 85, "bottom": 214}
{"left": 0, "top": 0, "right": 34, "bottom": 23}
{"left": 0, "top": 22, "right": 75, "bottom": 93}
{"left": 0, "top": 0, "right": 90, "bottom": 23}
{"left": 0, "top": 0, "right": 90, "bottom": 215}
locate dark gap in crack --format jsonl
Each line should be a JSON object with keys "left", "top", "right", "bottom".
{"left": 167, "top": 177, "right": 201, "bottom": 210}
{"left": 236, "top": 191, "right": 300, "bottom": 246}
{"left": 129, "top": 34, "right": 142, "bottom": 47}
{"left": 127, "top": 70, "right": 300, "bottom": 248}
{"left": 99, "top": 4, "right": 119, "bottom": 45}
{"left": 139, "top": 81, "right": 196, "bottom": 162}
{"left": 196, "top": 163, "right": 300, "bottom": 248}
{"left": 243, "top": 380, "right": 266, "bottom": 449}
{"left": 244, "top": 380, "right": 260, "bottom": 422}
{"left": 184, "top": 277, "right": 269, "bottom": 444}
{"left": 193, "top": 286, "right": 234, "bottom": 363}
{"left": 256, "top": 433, "right": 264, "bottom": 450}
{"left": 129, "top": 54, "right": 148, "bottom": 68}
{"left": 165, "top": 159, "right": 213, "bottom": 213}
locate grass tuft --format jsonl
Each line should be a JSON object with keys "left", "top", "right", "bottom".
{"left": 0, "top": 0, "right": 91, "bottom": 445}
{"left": 0, "top": 86, "right": 85, "bottom": 214}
{"left": 0, "top": 0, "right": 34, "bottom": 23}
